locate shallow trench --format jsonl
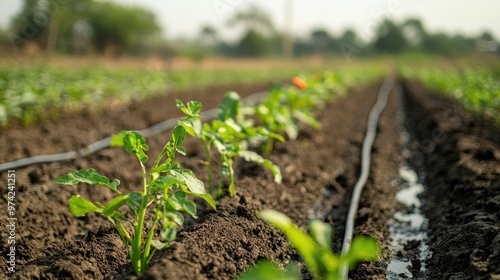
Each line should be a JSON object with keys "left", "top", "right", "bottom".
{"left": 399, "top": 80, "right": 500, "bottom": 279}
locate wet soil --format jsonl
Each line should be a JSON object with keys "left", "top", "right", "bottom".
{"left": 0, "top": 77, "right": 499, "bottom": 280}
{"left": 402, "top": 80, "right": 500, "bottom": 279}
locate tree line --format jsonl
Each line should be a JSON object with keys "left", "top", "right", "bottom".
{"left": 0, "top": 1, "right": 497, "bottom": 58}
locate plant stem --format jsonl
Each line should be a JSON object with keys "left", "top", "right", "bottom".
{"left": 116, "top": 220, "right": 132, "bottom": 244}
{"left": 263, "top": 138, "right": 273, "bottom": 155}
{"left": 132, "top": 200, "right": 148, "bottom": 275}
{"left": 131, "top": 160, "right": 149, "bottom": 275}
{"left": 142, "top": 216, "right": 159, "bottom": 272}
{"left": 228, "top": 158, "right": 235, "bottom": 197}
{"left": 205, "top": 142, "right": 213, "bottom": 195}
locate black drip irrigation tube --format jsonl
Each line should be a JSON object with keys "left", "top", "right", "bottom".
{"left": 0, "top": 91, "right": 269, "bottom": 172}
{"left": 339, "top": 75, "right": 396, "bottom": 279}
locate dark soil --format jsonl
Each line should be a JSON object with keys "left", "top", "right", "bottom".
{"left": 402, "top": 80, "right": 500, "bottom": 280}
{"left": 0, "top": 77, "right": 498, "bottom": 280}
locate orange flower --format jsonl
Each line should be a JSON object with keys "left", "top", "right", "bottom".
{"left": 292, "top": 76, "right": 307, "bottom": 90}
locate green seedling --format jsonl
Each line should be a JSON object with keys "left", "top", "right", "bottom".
{"left": 256, "top": 85, "right": 299, "bottom": 153}
{"left": 55, "top": 128, "right": 215, "bottom": 275}
{"left": 401, "top": 66, "right": 500, "bottom": 123}
{"left": 240, "top": 210, "right": 379, "bottom": 280}
{"left": 256, "top": 80, "right": 332, "bottom": 154}
{"left": 177, "top": 93, "right": 282, "bottom": 198}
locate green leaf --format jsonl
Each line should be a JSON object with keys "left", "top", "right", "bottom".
{"left": 110, "top": 134, "right": 124, "bottom": 147}
{"left": 239, "top": 260, "right": 301, "bottom": 280}
{"left": 187, "top": 101, "right": 202, "bottom": 115}
{"left": 223, "top": 118, "right": 242, "bottom": 134}
{"left": 285, "top": 123, "right": 299, "bottom": 140}
{"left": 188, "top": 191, "right": 216, "bottom": 210}
{"left": 126, "top": 192, "right": 143, "bottom": 214}
{"left": 161, "top": 222, "right": 177, "bottom": 242}
{"left": 221, "top": 160, "right": 231, "bottom": 178}
{"left": 55, "top": 169, "right": 120, "bottom": 192}
{"left": 176, "top": 100, "right": 201, "bottom": 116}
{"left": 153, "top": 175, "right": 185, "bottom": 192}
{"left": 164, "top": 211, "right": 185, "bottom": 226}
{"left": 217, "top": 91, "right": 240, "bottom": 121}
{"left": 176, "top": 146, "right": 186, "bottom": 155}
{"left": 151, "top": 240, "right": 169, "bottom": 250}
{"left": 169, "top": 191, "right": 197, "bottom": 217}
{"left": 213, "top": 139, "right": 228, "bottom": 154}
{"left": 258, "top": 210, "right": 322, "bottom": 276}
{"left": 170, "top": 169, "right": 206, "bottom": 195}
{"left": 240, "top": 150, "right": 282, "bottom": 184}
{"left": 171, "top": 126, "right": 186, "bottom": 147}
{"left": 179, "top": 199, "right": 197, "bottom": 217}
{"left": 309, "top": 220, "right": 332, "bottom": 249}
{"left": 102, "top": 194, "right": 129, "bottom": 216}
{"left": 120, "top": 131, "right": 149, "bottom": 163}
{"left": 257, "top": 127, "right": 285, "bottom": 143}
{"left": 151, "top": 163, "right": 168, "bottom": 180}
{"left": 175, "top": 99, "right": 189, "bottom": 115}
{"left": 179, "top": 118, "right": 201, "bottom": 137}
{"left": 293, "top": 110, "right": 320, "bottom": 129}
{"left": 68, "top": 195, "right": 102, "bottom": 217}
{"left": 173, "top": 180, "right": 216, "bottom": 210}
{"left": 174, "top": 191, "right": 196, "bottom": 217}
{"left": 345, "top": 236, "right": 379, "bottom": 268}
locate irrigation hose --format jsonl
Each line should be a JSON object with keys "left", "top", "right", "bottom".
{"left": 0, "top": 91, "right": 268, "bottom": 172}
{"left": 339, "top": 75, "right": 395, "bottom": 280}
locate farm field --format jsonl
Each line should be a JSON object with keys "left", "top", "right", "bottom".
{"left": 0, "top": 61, "right": 499, "bottom": 280}
{"left": 0, "top": 57, "right": 331, "bottom": 127}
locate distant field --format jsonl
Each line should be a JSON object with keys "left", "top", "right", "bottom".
{"left": 401, "top": 64, "right": 500, "bottom": 123}
{"left": 0, "top": 55, "right": 336, "bottom": 127}
{"left": 2, "top": 54, "right": 498, "bottom": 127}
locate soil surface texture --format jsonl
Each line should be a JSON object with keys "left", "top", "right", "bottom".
{"left": 1, "top": 77, "right": 498, "bottom": 280}
{"left": 402, "top": 80, "right": 500, "bottom": 280}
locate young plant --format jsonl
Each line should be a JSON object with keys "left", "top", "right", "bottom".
{"left": 176, "top": 92, "right": 283, "bottom": 198}
{"left": 239, "top": 210, "right": 379, "bottom": 280}
{"left": 256, "top": 81, "right": 324, "bottom": 153}
{"left": 54, "top": 128, "right": 216, "bottom": 275}
{"left": 256, "top": 85, "right": 299, "bottom": 153}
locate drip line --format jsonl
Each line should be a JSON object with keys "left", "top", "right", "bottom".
{"left": 0, "top": 91, "right": 268, "bottom": 172}
{"left": 339, "top": 75, "right": 395, "bottom": 279}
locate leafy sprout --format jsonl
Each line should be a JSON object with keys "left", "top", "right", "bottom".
{"left": 177, "top": 92, "right": 282, "bottom": 198}
{"left": 239, "top": 210, "right": 379, "bottom": 280}
{"left": 55, "top": 128, "right": 215, "bottom": 275}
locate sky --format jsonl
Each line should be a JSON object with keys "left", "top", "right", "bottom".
{"left": 1, "top": 0, "right": 499, "bottom": 42}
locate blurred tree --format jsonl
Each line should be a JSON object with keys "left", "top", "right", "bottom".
{"left": 479, "top": 31, "right": 494, "bottom": 41}
{"left": 227, "top": 4, "right": 275, "bottom": 35}
{"left": 9, "top": 0, "right": 161, "bottom": 55}
{"left": 227, "top": 4, "right": 275, "bottom": 56}
{"left": 9, "top": 0, "right": 44, "bottom": 48}
{"left": 373, "top": 19, "right": 408, "bottom": 53}
{"left": 476, "top": 31, "right": 497, "bottom": 53}
{"left": 9, "top": 0, "right": 87, "bottom": 52}
{"left": 340, "top": 29, "right": 359, "bottom": 46}
{"left": 403, "top": 18, "right": 426, "bottom": 49}
{"left": 237, "top": 30, "right": 269, "bottom": 57}
{"left": 45, "top": 0, "right": 88, "bottom": 53}
{"left": 199, "top": 24, "right": 219, "bottom": 48}
{"left": 86, "top": 1, "right": 161, "bottom": 56}
{"left": 338, "top": 28, "right": 364, "bottom": 58}
{"left": 451, "top": 35, "right": 475, "bottom": 54}
{"left": 310, "top": 28, "right": 331, "bottom": 56}
{"left": 421, "top": 33, "right": 455, "bottom": 55}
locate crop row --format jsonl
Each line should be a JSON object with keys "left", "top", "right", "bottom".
{"left": 0, "top": 65, "right": 321, "bottom": 127}
{"left": 54, "top": 68, "right": 384, "bottom": 279}
{"left": 401, "top": 66, "right": 500, "bottom": 123}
